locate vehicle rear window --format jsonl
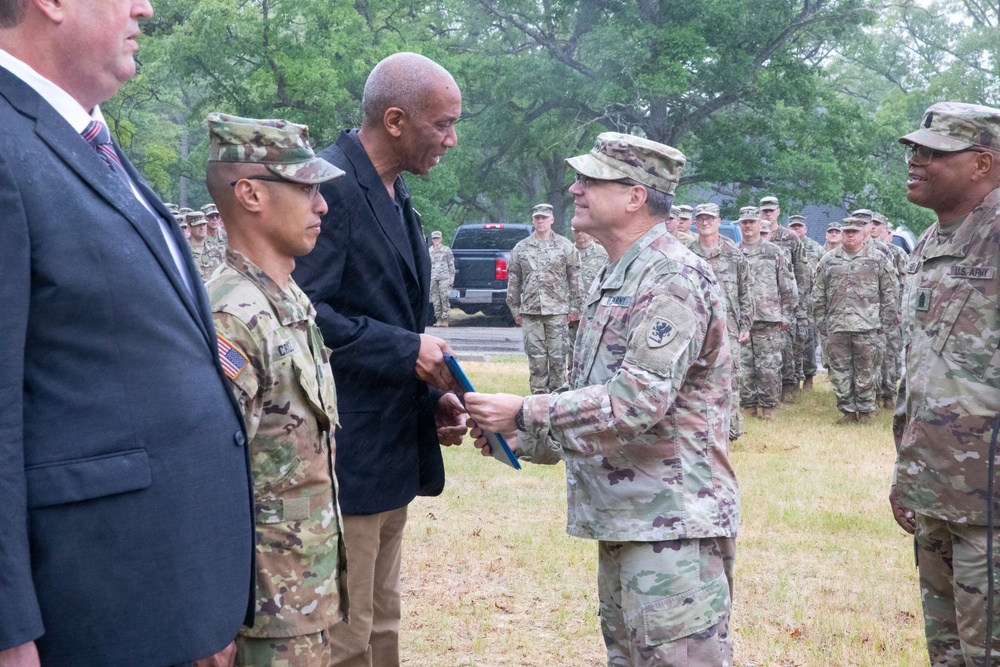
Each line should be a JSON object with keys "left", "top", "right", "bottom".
{"left": 452, "top": 228, "right": 530, "bottom": 250}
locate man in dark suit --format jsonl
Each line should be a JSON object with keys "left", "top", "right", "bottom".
{"left": 0, "top": 1, "right": 254, "bottom": 665}
{"left": 292, "top": 52, "right": 466, "bottom": 667}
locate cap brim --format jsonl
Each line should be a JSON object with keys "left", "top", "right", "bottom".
{"left": 268, "top": 157, "right": 346, "bottom": 184}
{"left": 566, "top": 153, "right": 621, "bottom": 180}
{"left": 898, "top": 128, "right": 973, "bottom": 151}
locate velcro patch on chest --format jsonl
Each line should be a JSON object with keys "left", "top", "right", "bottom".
{"left": 276, "top": 340, "right": 296, "bottom": 358}
{"left": 949, "top": 265, "right": 996, "bottom": 280}
{"left": 217, "top": 334, "right": 249, "bottom": 380}
{"left": 602, "top": 295, "right": 633, "bottom": 307}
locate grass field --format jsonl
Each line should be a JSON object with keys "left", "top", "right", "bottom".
{"left": 399, "top": 359, "right": 926, "bottom": 666}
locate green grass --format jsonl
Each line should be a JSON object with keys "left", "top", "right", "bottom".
{"left": 399, "top": 365, "right": 925, "bottom": 666}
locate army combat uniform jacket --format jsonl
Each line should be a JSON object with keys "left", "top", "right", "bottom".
{"left": 896, "top": 187, "right": 1000, "bottom": 525}
{"left": 189, "top": 239, "right": 224, "bottom": 282}
{"left": 429, "top": 244, "right": 455, "bottom": 282}
{"left": 812, "top": 244, "right": 897, "bottom": 334}
{"left": 578, "top": 242, "right": 609, "bottom": 296}
{"left": 687, "top": 236, "right": 754, "bottom": 340}
{"left": 506, "top": 233, "right": 583, "bottom": 318}
{"left": 517, "top": 223, "right": 740, "bottom": 542}
{"left": 209, "top": 248, "right": 348, "bottom": 637}
{"left": 739, "top": 239, "right": 795, "bottom": 325}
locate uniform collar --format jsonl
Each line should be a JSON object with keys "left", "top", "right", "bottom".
{"left": 224, "top": 247, "right": 313, "bottom": 326}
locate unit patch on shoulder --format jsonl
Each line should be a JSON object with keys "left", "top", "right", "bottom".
{"left": 647, "top": 317, "right": 676, "bottom": 348}
{"left": 217, "top": 333, "right": 249, "bottom": 380}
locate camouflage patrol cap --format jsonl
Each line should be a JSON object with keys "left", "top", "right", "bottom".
{"left": 206, "top": 112, "right": 345, "bottom": 184}
{"left": 899, "top": 102, "right": 1000, "bottom": 151}
{"left": 531, "top": 203, "right": 554, "bottom": 217}
{"left": 694, "top": 203, "right": 720, "bottom": 218}
{"left": 175, "top": 213, "right": 188, "bottom": 227}
{"left": 676, "top": 205, "right": 693, "bottom": 220}
{"left": 430, "top": 230, "right": 443, "bottom": 239}
{"left": 827, "top": 220, "right": 842, "bottom": 232}
{"left": 669, "top": 206, "right": 682, "bottom": 218}
{"left": 787, "top": 215, "right": 806, "bottom": 227}
{"left": 871, "top": 212, "right": 889, "bottom": 226}
{"left": 738, "top": 206, "right": 760, "bottom": 222}
{"left": 165, "top": 203, "right": 178, "bottom": 214}
{"left": 185, "top": 211, "right": 207, "bottom": 226}
{"left": 566, "top": 132, "right": 685, "bottom": 195}
{"left": 201, "top": 203, "right": 219, "bottom": 216}
{"left": 179, "top": 207, "right": 193, "bottom": 215}
{"left": 851, "top": 209, "right": 873, "bottom": 222}
{"left": 840, "top": 217, "right": 865, "bottom": 231}
{"left": 759, "top": 196, "right": 779, "bottom": 211}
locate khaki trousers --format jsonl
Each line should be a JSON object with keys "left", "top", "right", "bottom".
{"left": 329, "top": 506, "right": 407, "bottom": 667}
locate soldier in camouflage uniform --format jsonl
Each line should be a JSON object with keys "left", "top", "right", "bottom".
{"left": 428, "top": 230, "right": 456, "bottom": 326}
{"left": 506, "top": 203, "right": 583, "bottom": 393}
{"left": 185, "top": 210, "right": 224, "bottom": 281}
{"left": 203, "top": 202, "right": 227, "bottom": 249}
{"left": 689, "top": 203, "right": 754, "bottom": 441}
{"left": 567, "top": 225, "right": 609, "bottom": 367}
{"left": 824, "top": 220, "right": 842, "bottom": 252}
{"left": 467, "top": 132, "right": 739, "bottom": 667}
{"left": 759, "top": 196, "right": 810, "bottom": 403}
{"left": 890, "top": 102, "right": 1000, "bottom": 667}
{"left": 176, "top": 213, "right": 190, "bottom": 241}
{"left": 739, "top": 206, "right": 795, "bottom": 420}
{"left": 203, "top": 113, "right": 349, "bottom": 667}
{"left": 669, "top": 204, "right": 697, "bottom": 244}
{"left": 872, "top": 212, "right": 908, "bottom": 409}
{"left": 789, "top": 214, "right": 825, "bottom": 390}
{"left": 812, "top": 217, "right": 897, "bottom": 424}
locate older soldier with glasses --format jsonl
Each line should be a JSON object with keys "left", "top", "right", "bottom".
{"left": 892, "top": 102, "right": 1000, "bottom": 667}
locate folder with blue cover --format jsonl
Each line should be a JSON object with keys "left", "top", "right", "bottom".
{"left": 443, "top": 354, "right": 521, "bottom": 470}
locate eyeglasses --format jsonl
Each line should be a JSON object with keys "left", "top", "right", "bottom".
{"left": 904, "top": 144, "right": 986, "bottom": 166}
{"left": 230, "top": 176, "right": 321, "bottom": 198}
{"left": 574, "top": 173, "right": 634, "bottom": 188}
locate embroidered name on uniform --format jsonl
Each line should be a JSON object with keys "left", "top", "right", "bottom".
{"left": 602, "top": 295, "right": 632, "bottom": 307}
{"left": 217, "top": 334, "right": 248, "bottom": 379}
{"left": 647, "top": 317, "right": 676, "bottom": 348}
{"left": 949, "top": 266, "right": 996, "bottom": 280}
{"left": 916, "top": 288, "right": 931, "bottom": 312}
{"left": 276, "top": 340, "right": 296, "bottom": 357}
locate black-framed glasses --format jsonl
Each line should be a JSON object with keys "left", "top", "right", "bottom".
{"left": 230, "top": 176, "right": 321, "bottom": 198}
{"left": 904, "top": 144, "right": 986, "bottom": 166}
{"left": 574, "top": 173, "right": 634, "bottom": 188}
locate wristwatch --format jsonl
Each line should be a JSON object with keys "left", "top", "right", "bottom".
{"left": 514, "top": 402, "right": 527, "bottom": 432}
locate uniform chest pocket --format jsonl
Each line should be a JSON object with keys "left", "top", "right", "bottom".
{"left": 932, "top": 281, "right": 1000, "bottom": 379}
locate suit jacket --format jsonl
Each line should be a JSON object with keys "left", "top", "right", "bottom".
{"left": 0, "top": 69, "right": 255, "bottom": 666}
{"left": 293, "top": 129, "right": 444, "bottom": 515}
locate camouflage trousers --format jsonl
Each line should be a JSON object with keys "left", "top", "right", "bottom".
{"left": 740, "top": 322, "right": 783, "bottom": 408}
{"left": 567, "top": 317, "right": 581, "bottom": 370}
{"left": 781, "top": 321, "right": 797, "bottom": 386}
{"left": 521, "top": 314, "right": 568, "bottom": 394}
{"left": 598, "top": 537, "right": 735, "bottom": 667}
{"left": 429, "top": 277, "right": 452, "bottom": 322}
{"left": 915, "top": 514, "right": 1000, "bottom": 666}
{"left": 728, "top": 335, "right": 744, "bottom": 441}
{"left": 878, "top": 327, "right": 902, "bottom": 401}
{"left": 236, "top": 629, "right": 331, "bottom": 667}
{"left": 826, "top": 330, "right": 878, "bottom": 414}
{"left": 797, "top": 318, "right": 818, "bottom": 378}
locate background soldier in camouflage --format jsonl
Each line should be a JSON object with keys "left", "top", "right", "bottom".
{"left": 176, "top": 213, "right": 190, "bottom": 241}
{"left": 186, "top": 210, "right": 224, "bottom": 281}
{"left": 739, "top": 206, "right": 795, "bottom": 420}
{"left": 669, "top": 204, "right": 697, "bottom": 244}
{"left": 567, "top": 225, "right": 608, "bottom": 367}
{"left": 428, "top": 230, "right": 456, "bottom": 326}
{"left": 506, "top": 203, "right": 583, "bottom": 393}
{"left": 812, "top": 217, "right": 897, "bottom": 424}
{"left": 871, "top": 212, "right": 907, "bottom": 409}
{"left": 891, "top": 102, "right": 1000, "bottom": 667}
{"left": 689, "top": 202, "right": 754, "bottom": 441}
{"left": 824, "top": 219, "right": 842, "bottom": 252}
{"left": 467, "top": 132, "right": 738, "bottom": 667}
{"left": 759, "top": 196, "right": 809, "bottom": 403}
{"left": 204, "top": 113, "right": 349, "bottom": 667}
{"left": 789, "top": 214, "right": 825, "bottom": 390}
{"left": 203, "top": 202, "right": 227, "bottom": 248}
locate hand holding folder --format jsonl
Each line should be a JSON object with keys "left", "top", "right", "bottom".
{"left": 443, "top": 354, "right": 521, "bottom": 470}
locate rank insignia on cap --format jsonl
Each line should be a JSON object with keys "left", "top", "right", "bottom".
{"left": 647, "top": 317, "right": 676, "bottom": 348}
{"left": 217, "top": 334, "right": 249, "bottom": 380}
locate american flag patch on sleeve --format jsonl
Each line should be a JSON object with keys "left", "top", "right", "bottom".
{"left": 217, "top": 334, "right": 249, "bottom": 380}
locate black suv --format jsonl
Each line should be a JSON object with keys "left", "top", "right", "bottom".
{"left": 448, "top": 223, "right": 533, "bottom": 324}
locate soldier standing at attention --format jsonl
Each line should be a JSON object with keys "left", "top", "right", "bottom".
{"left": 204, "top": 113, "right": 349, "bottom": 666}
{"left": 890, "top": 102, "right": 1000, "bottom": 667}
{"left": 566, "top": 225, "right": 608, "bottom": 367}
{"left": 759, "top": 196, "right": 809, "bottom": 403}
{"left": 871, "top": 212, "right": 907, "bottom": 409}
{"left": 506, "top": 203, "right": 583, "bottom": 393}
{"left": 824, "top": 219, "right": 842, "bottom": 252}
{"left": 466, "top": 132, "right": 739, "bottom": 667}
{"left": 186, "top": 210, "right": 225, "bottom": 281}
{"left": 788, "top": 214, "right": 824, "bottom": 391}
{"left": 689, "top": 203, "right": 754, "bottom": 441}
{"left": 738, "top": 206, "right": 795, "bottom": 420}
{"left": 670, "top": 204, "right": 697, "bottom": 244}
{"left": 177, "top": 213, "right": 191, "bottom": 241}
{"left": 812, "top": 217, "right": 897, "bottom": 425}
{"left": 203, "top": 203, "right": 227, "bottom": 248}
{"left": 429, "top": 230, "right": 455, "bottom": 327}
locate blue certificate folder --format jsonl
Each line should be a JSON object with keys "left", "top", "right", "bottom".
{"left": 443, "top": 354, "right": 521, "bottom": 470}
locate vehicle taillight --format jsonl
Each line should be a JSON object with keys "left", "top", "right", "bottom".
{"left": 483, "top": 224, "right": 505, "bottom": 229}
{"left": 495, "top": 258, "right": 508, "bottom": 281}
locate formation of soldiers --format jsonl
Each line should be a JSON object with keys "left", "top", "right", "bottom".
{"left": 164, "top": 201, "right": 229, "bottom": 282}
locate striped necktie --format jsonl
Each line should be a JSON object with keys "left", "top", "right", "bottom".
{"left": 82, "top": 120, "right": 130, "bottom": 186}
